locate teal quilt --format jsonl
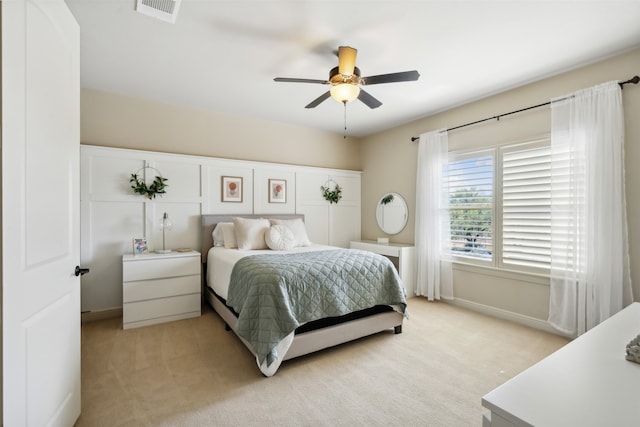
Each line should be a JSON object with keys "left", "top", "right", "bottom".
{"left": 226, "top": 248, "right": 407, "bottom": 368}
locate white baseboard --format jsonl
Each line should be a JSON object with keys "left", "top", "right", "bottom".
{"left": 444, "top": 298, "right": 569, "bottom": 337}
{"left": 81, "top": 308, "right": 122, "bottom": 324}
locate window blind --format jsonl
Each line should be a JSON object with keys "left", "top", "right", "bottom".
{"left": 502, "top": 145, "right": 552, "bottom": 269}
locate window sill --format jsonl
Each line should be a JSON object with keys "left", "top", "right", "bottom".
{"left": 451, "top": 260, "right": 550, "bottom": 286}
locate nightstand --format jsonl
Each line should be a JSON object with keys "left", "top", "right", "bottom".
{"left": 122, "top": 250, "right": 201, "bottom": 329}
{"left": 349, "top": 240, "right": 416, "bottom": 297}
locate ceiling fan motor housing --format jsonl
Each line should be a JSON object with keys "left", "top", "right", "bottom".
{"left": 329, "top": 66, "right": 361, "bottom": 86}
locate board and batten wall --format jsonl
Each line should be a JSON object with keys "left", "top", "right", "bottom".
{"left": 80, "top": 145, "right": 361, "bottom": 313}
{"left": 360, "top": 47, "right": 640, "bottom": 332}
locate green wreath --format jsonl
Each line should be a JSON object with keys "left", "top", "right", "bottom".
{"left": 320, "top": 182, "right": 342, "bottom": 204}
{"left": 130, "top": 173, "right": 168, "bottom": 199}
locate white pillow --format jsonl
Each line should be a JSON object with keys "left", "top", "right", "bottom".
{"left": 269, "top": 218, "right": 311, "bottom": 247}
{"left": 265, "top": 225, "right": 296, "bottom": 251}
{"left": 220, "top": 223, "right": 238, "bottom": 249}
{"left": 232, "top": 217, "right": 270, "bottom": 250}
{"left": 212, "top": 222, "right": 231, "bottom": 247}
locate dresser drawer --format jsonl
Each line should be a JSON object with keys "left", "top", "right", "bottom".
{"left": 123, "top": 274, "right": 200, "bottom": 303}
{"left": 123, "top": 293, "right": 201, "bottom": 324}
{"left": 123, "top": 255, "right": 200, "bottom": 281}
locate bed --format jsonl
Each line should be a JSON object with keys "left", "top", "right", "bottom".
{"left": 200, "top": 214, "right": 407, "bottom": 376}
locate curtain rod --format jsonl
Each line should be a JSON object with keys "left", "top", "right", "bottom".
{"left": 410, "top": 75, "right": 640, "bottom": 142}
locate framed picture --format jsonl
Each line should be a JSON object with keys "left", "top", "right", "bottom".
{"left": 133, "top": 238, "right": 148, "bottom": 256}
{"left": 222, "top": 176, "right": 243, "bottom": 202}
{"left": 268, "top": 179, "right": 287, "bottom": 203}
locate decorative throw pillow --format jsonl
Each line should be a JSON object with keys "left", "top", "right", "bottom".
{"left": 269, "top": 218, "right": 311, "bottom": 247}
{"left": 212, "top": 222, "right": 231, "bottom": 247}
{"left": 220, "top": 223, "right": 238, "bottom": 249}
{"left": 232, "top": 217, "right": 270, "bottom": 250}
{"left": 265, "top": 225, "right": 296, "bottom": 251}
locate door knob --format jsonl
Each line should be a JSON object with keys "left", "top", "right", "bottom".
{"left": 75, "top": 266, "right": 90, "bottom": 277}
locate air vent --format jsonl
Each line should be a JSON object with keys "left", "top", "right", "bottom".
{"left": 136, "top": 0, "right": 182, "bottom": 24}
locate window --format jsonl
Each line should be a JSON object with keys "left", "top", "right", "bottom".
{"left": 447, "top": 150, "right": 494, "bottom": 262}
{"left": 446, "top": 138, "right": 551, "bottom": 274}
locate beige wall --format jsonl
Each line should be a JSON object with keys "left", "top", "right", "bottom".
{"left": 81, "top": 88, "right": 362, "bottom": 171}
{"left": 360, "top": 47, "right": 640, "bottom": 324}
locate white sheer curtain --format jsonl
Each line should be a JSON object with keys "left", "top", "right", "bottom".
{"left": 415, "top": 130, "right": 453, "bottom": 300}
{"left": 549, "top": 81, "right": 633, "bottom": 336}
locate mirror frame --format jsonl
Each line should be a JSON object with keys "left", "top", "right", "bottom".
{"left": 376, "top": 192, "right": 408, "bottom": 235}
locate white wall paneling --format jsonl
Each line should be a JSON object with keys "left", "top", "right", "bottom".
{"left": 152, "top": 159, "right": 203, "bottom": 201}
{"left": 80, "top": 200, "right": 145, "bottom": 311}
{"left": 296, "top": 171, "right": 331, "bottom": 245}
{"left": 296, "top": 171, "right": 361, "bottom": 248}
{"left": 149, "top": 202, "right": 201, "bottom": 252}
{"left": 81, "top": 145, "right": 361, "bottom": 313}
{"left": 328, "top": 173, "right": 361, "bottom": 248}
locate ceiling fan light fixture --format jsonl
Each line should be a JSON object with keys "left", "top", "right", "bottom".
{"left": 330, "top": 83, "right": 360, "bottom": 103}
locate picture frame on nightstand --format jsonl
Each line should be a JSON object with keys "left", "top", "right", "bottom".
{"left": 132, "top": 238, "right": 148, "bottom": 256}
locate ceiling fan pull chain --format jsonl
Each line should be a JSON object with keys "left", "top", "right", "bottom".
{"left": 343, "top": 101, "right": 347, "bottom": 139}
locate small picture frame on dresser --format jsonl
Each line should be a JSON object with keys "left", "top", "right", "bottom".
{"left": 133, "top": 238, "right": 148, "bottom": 256}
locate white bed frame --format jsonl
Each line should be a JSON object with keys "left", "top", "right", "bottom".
{"left": 200, "top": 214, "right": 404, "bottom": 363}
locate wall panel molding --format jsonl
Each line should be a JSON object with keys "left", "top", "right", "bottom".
{"left": 80, "top": 145, "right": 361, "bottom": 312}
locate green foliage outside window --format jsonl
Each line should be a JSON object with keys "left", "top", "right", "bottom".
{"left": 449, "top": 188, "right": 492, "bottom": 258}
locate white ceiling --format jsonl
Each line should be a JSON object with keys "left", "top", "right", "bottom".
{"left": 66, "top": 0, "right": 640, "bottom": 138}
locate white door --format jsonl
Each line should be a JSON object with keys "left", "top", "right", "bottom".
{"left": 2, "top": 0, "right": 81, "bottom": 425}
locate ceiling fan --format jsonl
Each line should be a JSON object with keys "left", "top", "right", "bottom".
{"left": 274, "top": 46, "right": 420, "bottom": 109}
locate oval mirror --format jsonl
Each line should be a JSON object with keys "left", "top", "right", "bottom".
{"left": 376, "top": 192, "right": 408, "bottom": 235}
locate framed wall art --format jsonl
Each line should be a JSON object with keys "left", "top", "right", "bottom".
{"left": 222, "top": 176, "right": 243, "bottom": 202}
{"left": 268, "top": 179, "right": 286, "bottom": 203}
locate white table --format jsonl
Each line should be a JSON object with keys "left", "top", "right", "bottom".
{"left": 349, "top": 240, "right": 416, "bottom": 297}
{"left": 482, "top": 302, "right": 640, "bottom": 427}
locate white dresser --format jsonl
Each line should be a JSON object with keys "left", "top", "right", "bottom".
{"left": 122, "top": 251, "right": 201, "bottom": 329}
{"left": 349, "top": 240, "right": 416, "bottom": 297}
{"left": 482, "top": 302, "right": 640, "bottom": 427}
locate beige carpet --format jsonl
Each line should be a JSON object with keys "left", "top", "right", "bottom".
{"left": 77, "top": 298, "right": 568, "bottom": 426}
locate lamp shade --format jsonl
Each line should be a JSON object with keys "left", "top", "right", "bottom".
{"left": 330, "top": 83, "right": 360, "bottom": 103}
{"left": 160, "top": 212, "right": 172, "bottom": 230}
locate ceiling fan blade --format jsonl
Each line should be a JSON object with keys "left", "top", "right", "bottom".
{"left": 274, "top": 77, "right": 329, "bottom": 84}
{"left": 305, "top": 91, "right": 331, "bottom": 108}
{"left": 361, "top": 70, "right": 420, "bottom": 85}
{"left": 358, "top": 89, "right": 382, "bottom": 109}
{"left": 338, "top": 46, "right": 357, "bottom": 76}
